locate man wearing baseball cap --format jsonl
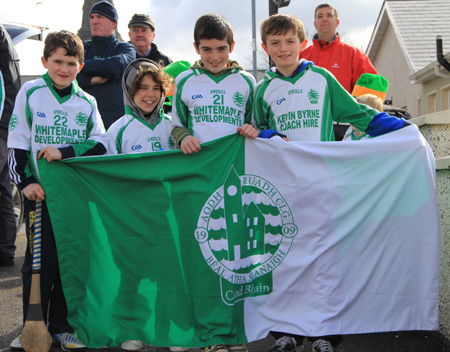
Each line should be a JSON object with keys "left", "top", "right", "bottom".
{"left": 77, "top": 0, "right": 136, "bottom": 129}
{"left": 128, "top": 13, "right": 172, "bottom": 68}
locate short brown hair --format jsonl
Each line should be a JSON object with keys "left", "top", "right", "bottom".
{"left": 260, "top": 14, "right": 305, "bottom": 45}
{"left": 314, "top": 3, "right": 339, "bottom": 20}
{"left": 194, "top": 13, "right": 234, "bottom": 48}
{"left": 356, "top": 94, "right": 383, "bottom": 112}
{"left": 43, "top": 30, "right": 84, "bottom": 64}
{"left": 128, "top": 65, "right": 172, "bottom": 99}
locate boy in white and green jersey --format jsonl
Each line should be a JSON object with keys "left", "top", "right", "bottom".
{"left": 106, "top": 58, "right": 176, "bottom": 155}
{"left": 255, "top": 14, "right": 407, "bottom": 352}
{"left": 171, "top": 13, "right": 258, "bottom": 155}
{"left": 7, "top": 31, "right": 105, "bottom": 351}
{"left": 106, "top": 58, "right": 187, "bottom": 352}
{"left": 171, "top": 13, "right": 253, "bottom": 352}
{"left": 254, "top": 14, "right": 406, "bottom": 144}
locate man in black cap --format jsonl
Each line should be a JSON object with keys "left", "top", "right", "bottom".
{"left": 77, "top": 0, "right": 136, "bottom": 129}
{"left": 128, "top": 13, "right": 172, "bottom": 68}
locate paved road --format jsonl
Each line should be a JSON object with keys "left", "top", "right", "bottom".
{"left": 2, "top": 230, "right": 450, "bottom": 352}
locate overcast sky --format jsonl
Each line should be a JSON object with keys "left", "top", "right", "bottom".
{"left": 2, "top": 0, "right": 385, "bottom": 70}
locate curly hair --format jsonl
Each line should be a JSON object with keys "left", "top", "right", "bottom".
{"left": 128, "top": 65, "right": 173, "bottom": 99}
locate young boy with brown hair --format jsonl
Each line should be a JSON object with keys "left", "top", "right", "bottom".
{"left": 171, "top": 13, "right": 258, "bottom": 155}
{"left": 170, "top": 13, "right": 253, "bottom": 352}
{"left": 254, "top": 14, "right": 405, "bottom": 143}
{"left": 254, "top": 13, "right": 407, "bottom": 352}
{"left": 8, "top": 30, "right": 106, "bottom": 351}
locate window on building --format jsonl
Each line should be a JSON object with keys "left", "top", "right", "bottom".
{"left": 441, "top": 85, "right": 450, "bottom": 111}
{"left": 427, "top": 91, "right": 436, "bottom": 114}
{"left": 417, "top": 97, "right": 422, "bottom": 116}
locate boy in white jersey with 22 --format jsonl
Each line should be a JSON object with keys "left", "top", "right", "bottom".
{"left": 170, "top": 13, "right": 258, "bottom": 155}
{"left": 8, "top": 30, "right": 106, "bottom": 351}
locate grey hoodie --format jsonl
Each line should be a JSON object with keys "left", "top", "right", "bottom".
{"left": 122, "top": 58, "right": 166, "bottom": 125}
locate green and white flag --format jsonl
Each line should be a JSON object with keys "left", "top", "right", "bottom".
{"left": 39, "top": 125, "right": 440, "bottom": 348}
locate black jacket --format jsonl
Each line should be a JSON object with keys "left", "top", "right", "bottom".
{"left": 77, "top": 35, "right": 135, "bottom": 129}
{"left": 0, "top": 24, "right": 21, "bottom": 129}
{"left": 136, "top": 42, "right": 172, "bottom": 68}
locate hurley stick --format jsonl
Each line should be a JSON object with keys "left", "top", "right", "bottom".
{"left": 21, "top": 199, "right": 52, "bottom": 352}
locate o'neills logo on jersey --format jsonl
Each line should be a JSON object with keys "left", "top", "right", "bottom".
{"left": 196, "top": 166, "right": 298, "bottom": 305}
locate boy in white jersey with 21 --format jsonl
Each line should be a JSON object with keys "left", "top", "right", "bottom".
{"left": 170, "top": 13, "right": 254, "bottom": 352}
{"left": 170, "top": 13, "right": 258, "bottom": 155}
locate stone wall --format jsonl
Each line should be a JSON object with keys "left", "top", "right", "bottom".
{"left": 411, "top": 111, "right": 450, "bottom": 338}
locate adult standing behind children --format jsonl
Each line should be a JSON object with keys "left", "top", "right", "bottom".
{"left": 0, "top": 24, "right": 21, "bottom": 267}
{"left": 128, "top": 13, "right": 172, "bottom": 68}
{"left": 77, "top": 0, "right": 135, "bottom": 129}
{"left": 8, "top": 30, "right": 106, "bottom": 351}
{"left": 299, "top": 3, "right": 377, "bottom": 140}
{"left": 299, "top": 2, "right": 377, "bottom": 93}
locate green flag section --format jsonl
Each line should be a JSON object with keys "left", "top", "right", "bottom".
{"left": 38, "top": 126, "right": 440, "bottom": 348}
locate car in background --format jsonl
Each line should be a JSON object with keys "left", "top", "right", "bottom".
{"left": 3, "top": 21, "right": 46, "bottom": 45}
{"left": 3, "top": 22, "right": 47, "bottom": 231}
{"left": 3, "top": 21, "right": 48, "bottom": 84}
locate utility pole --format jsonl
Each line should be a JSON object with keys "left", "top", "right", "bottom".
{"left": 252, "top": 0, "right": 257, "bottom": 79}
{"left": 269, "top": 0, "right": 279, "bottom": 16}
{"left": 267, "top": 0, "right": 291, "bottom": 67}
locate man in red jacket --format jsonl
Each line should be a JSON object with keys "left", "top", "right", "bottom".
{"left": 299, "top": 3, "right": 378, "bottom": 139}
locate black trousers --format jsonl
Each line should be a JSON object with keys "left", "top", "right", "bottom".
{"left": 21, "top": 199, "right": 73, "bottom": 334}
{"left": 271, "top": 331, "right": 343, "bottom": 348}
{"left": 0, "top": 126, "right": 16, "bottom": 258}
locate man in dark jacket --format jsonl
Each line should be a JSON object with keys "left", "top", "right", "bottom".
{"left": 77, "top": 1, "right": 136, "bottom": 129}
{"left": 0, "top": 23, "right": 21, "bottom": 266}
{"left": 128, "top": 13, "right": 172, "bottom": 68}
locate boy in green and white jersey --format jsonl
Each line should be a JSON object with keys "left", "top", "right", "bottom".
{"left": 106, "top": 58, "right": 176, "bottom": 155}
{"left": 170, "top": 13, "right": 253, "bottom": 352}
{"left": 7, "top": 30, "right": 106, "bottom": 351}
{"left": 107, "top": 59, "right": 188, "bottom": 352}
{"left": 254, "top": 14, "right": 407, "bottom": 352}
{"left": 254, "top": 14, "right": 406, "bottom": 143}
{"left": 171, "top": 13, "right": 258, "bottom": 155}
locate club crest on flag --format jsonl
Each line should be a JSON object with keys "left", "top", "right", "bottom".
{"left": 196, "top": 165, "right": 298, "bottom": 305}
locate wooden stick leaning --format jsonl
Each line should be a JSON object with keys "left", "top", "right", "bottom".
{"left": 21, "top": 199, "right": 52, "bottom": 352}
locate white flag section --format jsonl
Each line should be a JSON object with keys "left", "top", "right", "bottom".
{"left": 242, "top": 125, "right": 439, "bottom": 339}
